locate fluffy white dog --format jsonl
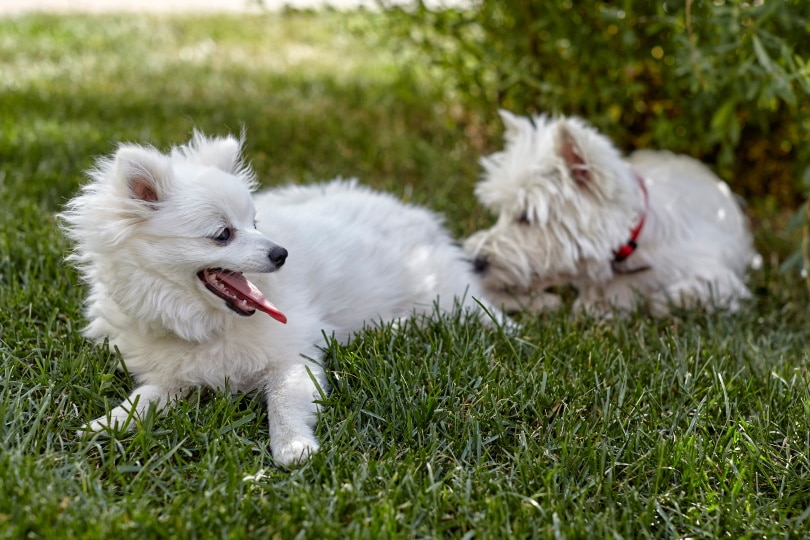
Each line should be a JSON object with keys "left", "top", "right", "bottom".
{"left": 61, "top": 133, "right": 505, "bottom": 467}
{"left": 464, "top": 111, "right": 759, "bottom": 316}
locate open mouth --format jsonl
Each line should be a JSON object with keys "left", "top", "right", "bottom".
{"left": 197, "top": 268, "right": 287, "bottom": 324}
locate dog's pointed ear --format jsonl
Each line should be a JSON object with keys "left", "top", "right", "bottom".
{"left": 113, "top": 145, "right": 172, "bottom": 204}
{"left": 555, "top": 122, "right": 590, "bottom": 185}
{"left": 183, "top": 131, "right": 244, "bottom": 175}
{"left": 498, "top": 109, "right": 531, "bottom": 142}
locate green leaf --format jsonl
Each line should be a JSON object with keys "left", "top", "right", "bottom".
{"left": 779, "top": 248, "right": 804, "bottom": 273}
{"left": 752, "top": 35, "right": 776, "bottom": 75}
{"left": 709, "top": 99, "right": 741, "bottom": 146}
{"left": 785, "top": 204, "right": 807, "bottom": 233}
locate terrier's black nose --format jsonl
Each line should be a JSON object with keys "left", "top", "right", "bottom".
{"left": 268, "top": 246, "right": 288, "bottom": 267}
{"left": 473, "top": 256, "right": 489, "bottom": 273}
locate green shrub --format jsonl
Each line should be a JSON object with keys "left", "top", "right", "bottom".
{"left": 380, "top": 0, "right": 810, "bottom": 204}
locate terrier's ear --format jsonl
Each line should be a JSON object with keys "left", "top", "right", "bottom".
{"left": 113, "top": 145, "right": 172, "bottom": 204}
{"left": 498, "top": 109, "right": 531, "bottom": 142}
{"left": 182, "top": 131, "right": 243, "bottom": 175}
{"left": 556, "top": 123, "right": 590, "bottom": 185}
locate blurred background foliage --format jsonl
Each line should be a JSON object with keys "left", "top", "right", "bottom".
{"left": 378, "top": 0, "right": 810, "bottom": 208}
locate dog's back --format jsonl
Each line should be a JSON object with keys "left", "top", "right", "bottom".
{"left": 254, "top": 179, "right": 504, "bottom": 338}
{"left": 628, "top": 149, "right": 757, "bottom": 272}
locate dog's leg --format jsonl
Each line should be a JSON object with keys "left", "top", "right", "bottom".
{"left": 264, "top": 360, "right": 326, "bottom": 468}
{"left": 573, "top": 283, "right": 639, "bottom": 318}
{"left": 657, "top": 272, "right": 751, "bottom": 314}
{"left": 81, "top": 384, "right": 185, "bottom": 433}
{"left": 485, "top": 289, "right": 561, "bottom": 314}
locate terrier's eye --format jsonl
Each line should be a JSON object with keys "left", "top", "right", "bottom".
{"left": 213, "top": 227, "right": 233, "bottom": 244}
{"left": 517, "top": 211, "right": 530, "bottom": 225}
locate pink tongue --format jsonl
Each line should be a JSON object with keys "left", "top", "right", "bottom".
{"left": 216, "top": 271, "right": 287, "bottom": 324}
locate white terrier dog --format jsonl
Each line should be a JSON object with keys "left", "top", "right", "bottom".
{"left": 464, "top": 111, "right": 758, "bottom": 316}
{"left": 61, "top": 133, "right": 505, "bottom": 467}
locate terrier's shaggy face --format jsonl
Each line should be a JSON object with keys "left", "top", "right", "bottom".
{"left": 465, "top": 112, "right": 640, "bottom": 299}
{"left": 465, "top": 110, "right": 756, "bottom": 315}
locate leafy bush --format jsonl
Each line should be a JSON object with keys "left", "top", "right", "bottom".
{"left": 379, "top": 0, "right": 810, "bottom": 204}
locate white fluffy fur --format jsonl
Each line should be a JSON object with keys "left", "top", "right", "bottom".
{"left": 61, "top": 133, "right": 505, "bottom": 467}
{"left": 464, "top": 110, "right": 759, "bottom": 316}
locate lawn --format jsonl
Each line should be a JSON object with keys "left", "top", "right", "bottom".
{"left": 1, "top": 9, "right": 809, "bottom": 539}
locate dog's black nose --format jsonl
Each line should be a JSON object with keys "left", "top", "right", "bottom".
{"left": 473, "top": 256, "right": 489, "bottom": 273}
{"left": 268, "top": 246, "right": 288, "bottom": 267}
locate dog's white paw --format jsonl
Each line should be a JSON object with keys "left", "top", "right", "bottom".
{"left": 76, "top": 420, "right": 110, "bottom": 438}
{"left": 530, "top": 292, "right": 562, "bottom": 311}
{"left": 573, "top": 297, "right": 619, "bottom": 319}
{"left": 272, "top": 437, "right": 319, "bottom": 468}
{"left": 76, "top": 411, "right": 135, "bottom": 437}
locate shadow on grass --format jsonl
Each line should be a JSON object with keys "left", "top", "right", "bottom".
{"left": 0, "top": 66, "right": 481, "bottom": 214}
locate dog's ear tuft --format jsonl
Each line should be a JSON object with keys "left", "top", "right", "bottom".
{"left": 498, "top": 109, "right": 531, "bottom": 142}
{"left": 174, "top": 131, "right": 258, "bottom": 191}
{"left": 183, "top": 131, "right": 243, "bottom": 175}
{"left": 556, "top": 123, "right": 590, "bottom": 186}
{"left": 113, "top": 145, "right": 172, "bottom": 204}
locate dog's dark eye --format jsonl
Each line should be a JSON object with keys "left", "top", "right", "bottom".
{"left": 517, "top": 211, "right": 530, "bottom": 225}
{"left": 213, "top": 227, "right": 233, "bottom": 244}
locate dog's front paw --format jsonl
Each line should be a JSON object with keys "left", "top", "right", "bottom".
{"left": 530, "top": 292, "right": 562, "bottom": 311}
{"left": 272, "top": 436, "right": 319, "bottom": 468}
{"left": 76, "top": 410, "right": 136, "bottom": 437}
{"left": 487, "top": 289, "right": 561, "bottom": 315}
{"left": 573, "top": 296, "right": 618, "bottom": 319}
{"left": 76, "top": 419, "right": 113, "bottom": 438}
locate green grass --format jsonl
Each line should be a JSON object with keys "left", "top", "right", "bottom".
{"left": 1, "top": 10, "right": 809, "bottom": 539}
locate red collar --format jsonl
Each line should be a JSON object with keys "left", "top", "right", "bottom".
{"left": 612, "top": 173, "right": 648, "bottom": 263}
